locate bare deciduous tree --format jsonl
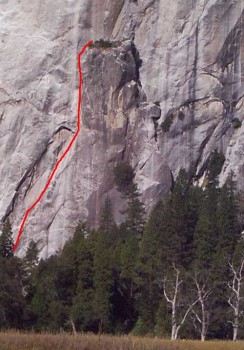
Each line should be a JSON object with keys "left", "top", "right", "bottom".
{"left": 227, "top": 258, "right": 244, "bottom": 341}
{"left": 163, "top": 265, "right": 199, "bottom": 340}
{"left": 191, "top": 276, "right": 211, "bottom": 341}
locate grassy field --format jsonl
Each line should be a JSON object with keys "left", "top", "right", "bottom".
{"left": 0, "top": 332, "right": 243, "bottom": 350}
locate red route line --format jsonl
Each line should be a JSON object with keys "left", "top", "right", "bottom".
{"left": 13, "top": 40, "right": 93, "bottom": 251}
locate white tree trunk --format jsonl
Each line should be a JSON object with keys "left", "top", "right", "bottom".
{"left": 233, "top": 323, "right": 238, "bottom": 341}
{"left": 200, "top": 307, "right": 206, "bottom": 341}
{"left": 171, "top": 322, "right": 178, "bottom": 340}
{"left": 163, "top": 265, "right": 199, "bottom": 341}
{"left": 233, "top": 307, "right": 240, "bottom": 341}
{"left": 191, "top": 276, "right": 211, "bottom": 341}
{"left": 227, "top": 258, "right": 244, "bottom": 341}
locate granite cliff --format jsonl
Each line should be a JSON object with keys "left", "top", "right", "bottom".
{"left": 0, "top": 0, "right": 243, "bottom": 257}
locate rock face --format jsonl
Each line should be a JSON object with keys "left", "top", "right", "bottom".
{"left": 0, "top": 0, "right": 243, "bottom": 257}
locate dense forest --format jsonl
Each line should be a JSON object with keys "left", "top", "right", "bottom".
{"left": 0, "top": 151, "right": 244, "bottom": 341}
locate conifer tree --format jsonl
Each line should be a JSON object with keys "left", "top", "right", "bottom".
{"left": 30, "top": 256, "right": 59, "bottom": 330}
{"left": 119, "top": 234, "right": 140, "bottom": 328}
{"left": 114, "top": 162, "right": 145, "bottom": 238}
{"left": 91, "top": 229, "right": 114, "bottom": 332}
{"left": 167, "top": 169, "right": 190, "bottom": 266}
{"left": 70, "top": 225, "right": 94, "bottom": 332}
{"left": 0, "top": 220, "right": 26, "bottom": 329}
{"left": 100, "top": 196, "right": 114, "bottom": 232}
{"left": 24, "top": 240, "right": 39, "bottom": 273}
{"left": 217, "top": 172, "right": 240, "bottom": 258}
{"left": 124, "top": 182, "right": 145, "bottom": 237}
{"left": 114, "top": 162, "right": 134, "bottom": 196}
{"left": 137, "top": 201, "right": 165, "bottom": 331}
{"left": 0, "top": 256, "right": 26, "bottom": 329}
{"left": 159, "top": 169, "right": 200, "bottom": 268}
{"left": 56, "top": 222, "right": 89, "bottom": 310}
{"left": 193, "top": 169, "right": 219, "bottom": 272}
{"left": 99, "top": 196, "right": 119, "bottom": 246}
{"left": 0, "top": 219, "right": 14, "bottom": 257}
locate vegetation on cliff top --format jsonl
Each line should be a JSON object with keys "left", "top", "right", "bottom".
{"left": 89, "top": 39, "right": 122, "bottom": 49}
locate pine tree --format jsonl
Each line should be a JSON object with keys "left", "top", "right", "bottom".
{"left": 23, "top": 240, "right": 39, "bottom": 316}
{"left": 137, "top": 201, "right": 165, "bottom": 332}
{"left": 70, "top": 224, "right": 94, "bottom": 332}
{"left": 114, "top": 162, "right": 135, "bottom": 196}
{"left": 159, "top": 169, "right": 200, "bottom": 268}
{"left": 0, "top": 219, "right": 14, "bottom": 257}
{"left": 168, "top": 169, "right": 190, "bottom": 266}
{"left": 91, "top": 229, "right": 114, "bottom": 332}
{"left": 217, "top": 172, "right": 240, "bottom": 258}
{"left": 0, "top": 254, "right": 26, "bottom": 329}
{"left": 114, "top": 162, "right": 145, "bottom": 238}
{"left": 124, "top": 182, "right": 145, "bottom": 237}
{"left": 24, "top": 240, "right": 39, "bottom": 273}
{"left": 193, "top": 176, "right": 219, "bottom": 272}
{"left": 100, "top": 196, "right": 114, "bottom": 232}
{"left": 207, "top": 150, "right": 225, "bottom": 184}
{"left": 99, "top": 196, "right": 119, "bottom": 246}
{"left": 119, "top": 234, "right": 140, "bottom": 328}
{"left": 30, "top": 256, "right": 59, "bottom": 330}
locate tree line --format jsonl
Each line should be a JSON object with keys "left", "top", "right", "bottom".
{"left": 0, "top": 152, "right": 243, "bottom": 340}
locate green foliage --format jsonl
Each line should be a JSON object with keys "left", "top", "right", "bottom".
{"left": 207, "top": 150, "right": 225, "bottom": 182}
{"left": 231, "top": 118, "right": 242, "bottom": 129}
{"left": 178, "top": 110, "right": 185, "bottom": 120}
{"left": 89, "top": 39, "right": 121, "bottom": 49}
{"left": 24, "top": 240, "right": 39, "bottom": 273}
{"left": 217, "top": 172, "right": 240, "bottom": 256}
{"left": 193, "top": 176, "right": 219, "bottom": 276}
{"left": 0, "top": 223, "right": 29, "bottom": 328}
{"left": 0, "top": 168, "right": 243, "bottom": 340}
{"left": 131, "top": 42, "right": 143, "bottom": 69}
{"left": 0, "top": 219, "right": 14, "bottom": 257}
{"left": 114, "top": 162, "right": 135, "bottom": 195}
{"left": 155, "top": 302, "right": 171, "bottom": 337}
{"left": 30, "top": 256, "right": 59, "bottom": 330}
{"left": 0, "top": 256, "right": 26, "bottom": 329}
{"left": 92, "top": 229, "right": 114, "bottom": 332}
{"left": 123, "top": 183, "right": 145, "bottom": 237}
{"left": 136, "top": 202, "right": 164, "bottom": 330}
{"left": 131, "top": 317, "right": 148, "bottom": 336}
{"left": 161, "top": 113, "right": 174, "bottom": 132}
{"left": 70, "top": 225, "right": 94, "bottom": 332}
{"left": 114, "top": 162, "right": 145, "bottom": 237}
{"left": 99, "top": 196, "right": 119, "bottom": 245}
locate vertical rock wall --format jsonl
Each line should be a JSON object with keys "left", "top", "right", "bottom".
{"left": 0, "top": 0, "right": 243, "bottom": 257}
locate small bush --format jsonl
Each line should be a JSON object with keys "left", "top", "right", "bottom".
{"left": 208, "top": 150, "right": 225, "bottom": 180}
{"left": 114, "top": 162, "right": 135, "bottom": 194}
{"left": 131, "top": 42, "right": 143, "bottom": 70}
{"left": 178, "top": 110, "right": 185, "bottom": 120}
{"left": 131, "top": 317, "right": 148, "bottom": 336}
{"left": 231, "top": 118, "right": 242, "bottom": 129}
{"left": 89, "top": 40, "right": 121, "bottom": 50}
{"left": 161, "top": 113, "right": 174, "bottom": 132}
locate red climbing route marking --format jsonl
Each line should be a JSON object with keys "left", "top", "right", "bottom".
{"left": 13, "top": 40, "right": 93, "bottom": 251}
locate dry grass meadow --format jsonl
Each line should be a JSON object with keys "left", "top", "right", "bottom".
{"left": 0, "top": 332, "right": 243, "bottom": 350}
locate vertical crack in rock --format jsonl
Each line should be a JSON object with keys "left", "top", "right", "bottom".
{"left": 217, "top": 10, "right": 244, "bottom": 71}
{"left": 1, "top": 126, "right": 73, "bottom": 224}
{"left": 1, "top": 141, "right": 53, "bottom": 223}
